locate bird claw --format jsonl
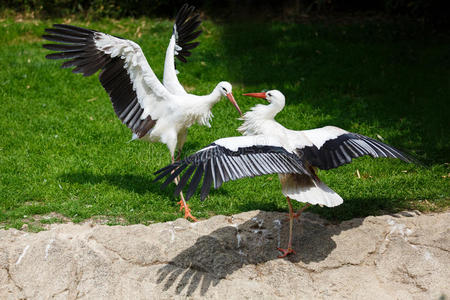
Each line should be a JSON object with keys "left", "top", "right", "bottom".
{"left": 177, "top": 200, "right": 198, "bottom": 222}
{"left": 285, "top": 205, "right": 311, "bottom": 221}
{"left": 177, "top": 200, "right": 184, "bottom": 212}
{"left": 277, "top": 247, "right": 296, "bottom": 258}
{"left": 284, "top": 212, "right": 301, "bottom": 221}
{"left": 184, "top": 211, "right": 198, "bottom": 222}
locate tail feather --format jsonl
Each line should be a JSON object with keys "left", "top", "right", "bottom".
{"left": 279, "top": 174, "right": 343, "bottom": 207}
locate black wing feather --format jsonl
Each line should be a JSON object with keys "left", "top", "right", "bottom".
{"left": 155, "top": 142, "right": 311, "bottom": 201}
{"left": 43, "top": 43, "right": 85, "bottom": 51}
{"left": 173, "top": 4, "right": 202, "bottom": 63}
{"left": 44, "top": 35, "right": 86, "bottom": 44}
{"left": 153, "top": 164, "right": 180, "bottom": 183}
{"left": 186, "top": 163, "right": 205, "bottom": 200}
{"left": 174, "top": 164, "right": 197, "bottom": 195}
{"left": 161, "top": 164, "right": 189, "bottom": 189}
{"left": 300, "top": 132, "right": 415, "bottom": 170}
{"left": 44, "top": 28, "right": 89, "bottom": 38}
{"left": 200, "top": 161, "right": 213, "bottom": 201}
{"left": 53, "top": 24, "right": 94, "bottom": 34}
{"left": 46, "top": 51, "right": 85, "bottom": 60}
{"left": 43, "top": 24, "right": 156, "bottom": 138}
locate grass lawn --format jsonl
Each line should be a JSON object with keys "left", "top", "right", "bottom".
{"left": 0, "top": 15, "right": 449, "bottom": 230}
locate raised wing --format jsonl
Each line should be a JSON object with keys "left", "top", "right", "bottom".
{"left": 43, "top": 24, "right": 174, "bottom": 138}
{"left": 163, "top": 4, "right": 202, "bottom": 95}
{"left": 295, "top": 126, "right": 414, "bottom": 170}
{"left": 154, "top": 135, "right": 311, "bottom": 201}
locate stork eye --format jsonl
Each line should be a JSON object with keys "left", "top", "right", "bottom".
{"left": 222, "top": 87, "right": 227, "bottom": 91}
{"left": 267, "top": 93, "right": 271, "bottom": 97}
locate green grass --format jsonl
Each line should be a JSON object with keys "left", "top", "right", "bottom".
{"left": 0, "top": 16, "right": 449, "bottom": 230}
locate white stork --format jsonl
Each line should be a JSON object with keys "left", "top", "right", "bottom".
{"left": 154, "top": 90, "right": 414, "bottom": 257}
{"left": 42, "top": 4, "right": 242, "bottom": 221}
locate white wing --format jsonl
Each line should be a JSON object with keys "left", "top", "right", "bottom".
{"left": 163, "top": 4, "right": 202, "bottom": 95}
{"left": 293, "top": 126, "right": 414, "bottom": 170}
{"left": 43, "top": 24, "right": 174, "bottom": 138}
{"left": 154, "top": 135, "right": 311, "bottom": 201}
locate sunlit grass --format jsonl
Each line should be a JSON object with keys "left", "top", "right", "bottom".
{"left": 0, "top": 16, "right": 448, "bottom": 230}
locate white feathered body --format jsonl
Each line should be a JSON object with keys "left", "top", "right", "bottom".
{"left": 92, "top": 32, "right": 223, "bottom": 155}
{"left": 43, "top": 5, "right": 236, "bottom": 160}
{"left": 238, "top": 103, "right": 344, "bottom": 207}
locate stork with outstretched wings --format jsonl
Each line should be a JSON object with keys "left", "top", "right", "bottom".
{"left": 43, "top": 4, "right": 242, "bottom": 221}
{"left": 155, "top": 90, "right": 415, "bottom": 257}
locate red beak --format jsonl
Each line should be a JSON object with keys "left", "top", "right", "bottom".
{"left": 227, "top": 93, "right": 242, "bottom": 116}
{"left": 243, "top": 92, "right": 267, "bottom": 99}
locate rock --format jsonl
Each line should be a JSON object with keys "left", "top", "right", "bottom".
{"left": 0, "top": 210, "right": 449, "bottom": 299}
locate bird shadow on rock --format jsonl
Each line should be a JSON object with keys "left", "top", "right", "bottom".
{"left": 156, "top": 210, "right": 364, "bottom": 296}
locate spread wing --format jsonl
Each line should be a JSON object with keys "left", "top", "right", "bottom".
{"left": 154, "top": 135, "right": 311, "bottom": 201}
{"left": 163, "top": 4, "right": 202, "bottom": 95}
{"left": 43, "top": 24, "right": 174, "bottom": 138}
{"left": 294, "top": 126, "right": 414, "bottom": 170}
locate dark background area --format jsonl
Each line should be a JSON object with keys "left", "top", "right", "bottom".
{"left": 2, "top": 0, "right": 448, "bottom": 29}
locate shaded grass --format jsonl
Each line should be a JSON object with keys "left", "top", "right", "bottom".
{"left": 0, "top": 16, "right": 448, "bottom": 230}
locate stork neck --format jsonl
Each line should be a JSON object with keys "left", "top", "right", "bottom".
{"left": 207, "top": 88, "right": 222, "bottom": 106}
{"left": 185, "top": 89, "right": 221, "bottom": 114}
{"left": 269, "top": 102, "right": 284, "bottom": 118}
{"left": 254, "top": 102, "right": 283, "bottom": 120}
{"left": 193, "top": 88, "right": 221, "bottom": 112}
{"left": 184, "top": 88, "right": 221, "bottom": 128}
{"left": 238, "top": 102, "right": 283, "bottom": 136}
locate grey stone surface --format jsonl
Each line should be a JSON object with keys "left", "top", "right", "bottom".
{"left": 0, "top": 210, "right": 448, "bottom": 299}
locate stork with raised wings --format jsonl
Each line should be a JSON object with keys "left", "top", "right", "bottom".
{"left": 42, "top": 4, "right": 242, "bottom": 221}
{"left": 155, "top": 90, "right": 414, "bottom": 257}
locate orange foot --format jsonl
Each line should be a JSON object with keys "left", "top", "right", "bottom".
{"left": 277, "top": 247, "right": 296, "bottom": 258}
{"left": 177, "top": 200, "right": 198, "bottom": 222}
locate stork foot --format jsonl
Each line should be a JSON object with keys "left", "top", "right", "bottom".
{"left": 291, "top": 204, "right": 311, "bottom": 220}
{"left": 284, "top": 213, "right": 298, "bottom": 221}
{"left": 177, "top": 200, "right": 198, "bottom": 222}
{"left": 292, "top": 212, "right": 302, "bottom": 220}
{"left": 284, "top": 211, "right": 303, "bottom": 221}
{"left": 277, "top": 247, "right": 296, "bottom": 258}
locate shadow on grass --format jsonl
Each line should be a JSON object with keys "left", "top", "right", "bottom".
{"left": 59, "top": 171, "right": 233, "bottom": 199}
{"left": 156, "top": 210, "right": 363, "bottom": 296}
{"left": 59, "top": 171, "right": 164, "bottom": 195}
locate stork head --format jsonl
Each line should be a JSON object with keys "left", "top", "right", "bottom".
{"left": 243, "top": 90, "right": 285, "bottom": 108}
{"left": 216, "top": 81, "right": 242, "bottom": 116}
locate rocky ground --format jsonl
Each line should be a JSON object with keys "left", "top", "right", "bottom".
{"left": 0, "top": 210, "right": 449, "bottom": 299}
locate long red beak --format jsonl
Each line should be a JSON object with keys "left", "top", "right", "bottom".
{"left": 243, "top": 92, "right": 267, "bottom": 99}
{"left": 227, "top": 93, "right": 242, "bottom": 116}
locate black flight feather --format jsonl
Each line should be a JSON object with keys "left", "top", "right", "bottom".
{"left": 185, "top": 163, "right": 204, "bottom": 200}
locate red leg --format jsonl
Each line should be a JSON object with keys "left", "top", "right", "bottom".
{"left": 172, "top": 155, "right": 198, "bottom": 222}
{"left": 278, "top": 197, "right": 296, "bottom": 258}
